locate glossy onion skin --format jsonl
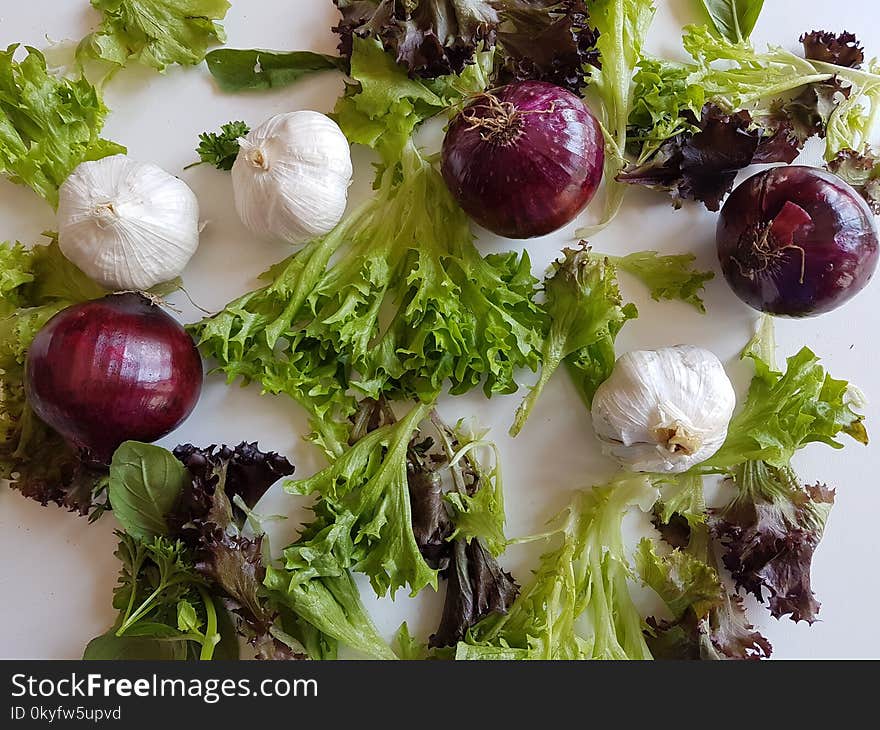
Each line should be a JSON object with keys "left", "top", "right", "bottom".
{"left": 717, "top": 166, "right": 879, "bottom": 317}
{"left": 25, "top": 293, "right": 204, "bottom": 463}
{"left": 441, "top": 81, "right": 605, "bottom": 239}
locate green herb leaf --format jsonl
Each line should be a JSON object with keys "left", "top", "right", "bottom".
{"left": 206, "top": 49, "right": 344, "bottom": 92}
{"left": 79, "top": 0, "right": 231, "bottom": 71}
{"left": 108, "top": 441, "right": 189, "bottom": 541}
{"left": 512, "top": 246, "right": 637, "bottom": 436}
{"left": 607, "top": 250, "right": 715, "bottom": 312}
{"left": 82, "top": 631, "right": 188, "bottom": 660}
{"left": 189, "top": 120, "right": 250, "bottom": 171}
{"left": 0, "top": 46, "right": 124, "bottom": 207}
{"left": 698, "top": 0, "right": 764, "bottom": 43}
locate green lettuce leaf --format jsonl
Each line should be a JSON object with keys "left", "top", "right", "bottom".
{"left": 511, "top": 246, "right": 636, "bottom": 436}
{"left": 605, "top": 250, "right": 715, "bottom": 312}
{"left": 264, "top": 569, "right": 395, "bottom": 660}
{"left": 280, "top": 403, "right": 437, "bottom": 599}
{"left": 0, "top": 46, "right": 125, "bottom": 207}
{"left": 457, "top": 475, "right": 658, "bottom": 660}
{"left": 79, "top": 0, "right": 231, "bottom": 71}
{"left": 577, "top": 0, "right": 657, "bottom": 234}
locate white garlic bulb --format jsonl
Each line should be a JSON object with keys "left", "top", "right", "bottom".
{"left": 591, "top": 345, "right": 736, "bottom": 474}
{"left": 58, "top": 155, "right": 200, "bottom": 291}
{"left": 232, "top": 111, "right": 353, "bottom": 243}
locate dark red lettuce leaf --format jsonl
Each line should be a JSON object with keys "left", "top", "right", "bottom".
{"left": 494, "top": 0, "right": 601, "bottom": 94}
{"left": 827, "top": 147, "right": 880, "bottom": 214}
{"left": 429, "top": 538, "right": 519, "bottom": 648}
{"left": 195, "top": 532, "right": 304, "bottom": 660}
{"left": 800, "top": 30, "right": 864, "bottom": 68}
{"left": 4, "top": 407, "right": 108, "bottom": 518}
{"left": 618, "top": 105, "right": 799, "bottom": 211}
{"left": 711, "top": 462, "right": 834, "bottom": 624}
{"left": 333, "top": 0, "right": 499, "bottom": 77}
{"left": 407, "top": 441, "right": 453, "bottom": 570}
{"left": 774, "top": 78, "right": 850, "bottom": 143}
{"left": 172, "top": 442, "right": 294, "bottom": 530}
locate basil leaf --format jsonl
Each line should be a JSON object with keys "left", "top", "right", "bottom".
{"left": 82, "top": 631, "right": 187, "bottom": 660}
{"left": 205, "top": 49, "right": 344, "bottom": 92}
{"left": 698, "top": 0, "right": 764, "bottom": 43}
{"left": 108, "top": 442, "right": 188, "bottom": 541}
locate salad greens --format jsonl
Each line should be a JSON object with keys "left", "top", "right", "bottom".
{"left": 511, "top": 245, "right": 637, "bottom": 436}
{"left": 458, "top": 475, "right": 657, "bottom": 660}
{"left": 696, "top": 316, "right": 867, "bottom": 623}
{"left": 190, "top": 39, "right": 544, "bottom": 456}
{"left": 78, "top": 0, "right": 231, "bottom": 71}
{"left": 578, "top": 0, "right": 656, "bottom": 234}
{"left": 605, "top": 251, "right": 714, "bottom": 312}
{"left": 0, "top": 45, "right": 124, "bottom": 207}
{"left": 205, "top": 50, "right": 344, "bottom": 92}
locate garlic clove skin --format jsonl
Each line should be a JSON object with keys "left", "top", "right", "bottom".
{"left": 590, "top": 345, "right": 737, "bottom": 474}
{"left": 58, "top": 155, "right": 200, "bottom": 291}
{"left": 231, "top": 111, "right": 353, "bottom": 244}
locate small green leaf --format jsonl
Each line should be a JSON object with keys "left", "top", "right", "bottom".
{"left": 206, "top": 49, "right": 344, "bottom": 92}
{"left": 108, "top": 442, "right": 188, "bottom": 541}
{"left": 82, "top": 631, "right": 187, "bottom": 660}
{"left": 698, "top": 0, "right": 764, "bottom": 43}
{"left": 176, "top": 599, "right": 201, "bottom": 633}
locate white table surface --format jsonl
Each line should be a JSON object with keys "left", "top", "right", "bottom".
{"left": 1, "top": 0, "right": 878, "bottom": 660}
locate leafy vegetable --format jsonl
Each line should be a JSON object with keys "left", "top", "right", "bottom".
{"left": 332, "top": 0, "right": 498, "bottom": 78}
{"left": 280, "top": 403, "right": 437, "bottom": 598}
{"left": 188, "top": 120, "right": 250, "bottom": 171}
{"left": 604, "top": 250, "right": 715, "bottom": 312}
{"left": 698, "top": 0, "right": 764, "bottom": 44}
{"left": 190, "top": 40, "right": 543, "bottom": 456}
{"left": 801, "top": 30, "right": 864, "bottom": 68}
{"left": 698, "top": 316, "right": 867, "bottom": 623}
{"left": 492, "top": 0, "right": 600, "bottom": 94}
{"left": 78, "top": 0, "right": 231, "bottom": 71}
{"left": 625, "top": 23, "right": 880, "bottom": 209}
{"left": 108, "top": 441, "right": 189, "bottom": 541}
{"left": 637, "top": 531, "right": 772, "bottom": 659}
{"left": 577, "top": 0, "right": 656, "bottom": 234}
{"left": 0, "top": 238, "right": 109, "bottom": 516}
{"left": 0, "top": 45, "right": 125, "bottom": 207}
{"left": 170, "top": 441, "right": 301, "bottom": 659}
{"left": 511, "top": 245, "right": 637, "bottom": 436}
{"left": 457, "top": 475, "right": 658, "bottom": 660}
{"left": 205, "top": 49, "right": 344, "bottom": 92}
{"left": 619, "top": 104, "right": 799, "bottom": 211}
{"left": 395, "top": 622, "right": 429, "bottom": 660}
{"left": 827, "top": 147, "right": 880, "bottom": 213}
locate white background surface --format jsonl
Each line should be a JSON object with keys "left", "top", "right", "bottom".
{"left": 1, "top": 0, "right": 878, "bottom": 660}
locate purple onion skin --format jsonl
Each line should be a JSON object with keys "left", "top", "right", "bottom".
{"left": 717, "top": 166, "right": 879, "bottom": 317}
{"left": 441, "top": 81, "right": 604, "bottom": 239}
{"left": 25, "top": 292, "right": 204, "bottom": 464}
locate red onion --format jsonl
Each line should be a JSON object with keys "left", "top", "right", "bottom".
{"left": 25, "top": 292, "right": 203, "bottom": 464}
{"left": 441, "top": 81, "right": 604, "bottom": 239}
{"left": 717, "top": 166, "right": 879, "bottom": 316}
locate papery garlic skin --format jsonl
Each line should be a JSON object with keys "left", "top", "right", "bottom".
{"left": 591, "top": 345, "right": 736, "bottom": 474}
{"left": 58, "top": 155, "right": 200, "bottom": 291}
{"left": 232, "top": 111, "right": 353, "bottom": 243}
